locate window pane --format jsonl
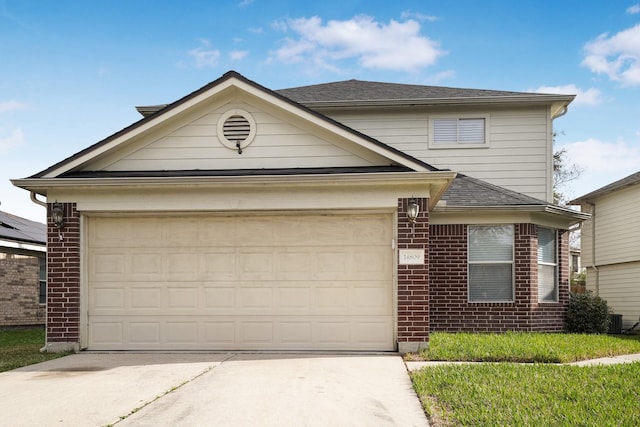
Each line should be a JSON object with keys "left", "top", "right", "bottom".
{"left": 39, "top": 257, "right": 46, "bottom": 305}
{"left": 433, "top": 119, "right": 457, "bottom": 144}
{"left": 539, "top": 264, "right": 557, "bottom": 302}
{"left": 538, "top": 228, "right": 557, "bottom": 302}
{"left": 538, "top": 228, "right": 556, "bottom": 263}
{"left": 469, "top": 225, "right": 513, "bottom": 262}
{"left": 469, "top": 264, "right": 513, "bottom": 301}
{"left": 459, "top": 118, "right": 485, "bottom": 143}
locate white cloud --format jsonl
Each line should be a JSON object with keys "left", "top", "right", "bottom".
{"left": 238, "top": 0, "right": 253, "bottom": 7}
{"left": 400, "top": 11, "right": 439, "bottom": 22}
{"left": 0, "top": 100, "right": 28, "bottom": 113}
{"left": 188, "top": 40, "right": 221, "bottom": 68}
{"left": 532, "top": 84, "right": 603, "bottom": 105}
{"left": 229, "top": 50, "right": 248, "bottom": 61}
{"left": 0, "top": 128, "right": 25, "bottom": 154}
{"left": 425, "top": 70, "right": 456, "bottom": 85}
{"left": 270, "top": 15, "right": 445, "bottom": 72}
{"left": 563, "top": 138, "right": 640, "bottom": 172}
{"left": 627, "top": 4, "right": 640, "bottom": 14}
{"left": 581, "top": 23, "right": 640, "bottom": 85}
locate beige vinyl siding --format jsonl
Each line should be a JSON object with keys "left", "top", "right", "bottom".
{"left": 101, "top": 102, "right": 387, "bottom": 171}
{"left": 587, "top": 262, "right": 640, "bottom": 329}
{"left": 581, "top": 184, "right": 640, "bottom": 329}
{"left": 324, "top": 107, "right": 552, "bottom": 201}
{"left": 586, "top": 186, "right": 640, "bottom": 266}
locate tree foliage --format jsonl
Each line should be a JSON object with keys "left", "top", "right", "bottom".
{"left": 553, "top": 144, "right": 582, "bottom": 205}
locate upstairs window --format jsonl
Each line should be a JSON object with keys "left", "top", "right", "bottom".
{"left": 431, "top": 117, "right": 487, "bottom": 147}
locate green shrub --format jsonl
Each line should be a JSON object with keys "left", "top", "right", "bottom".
{"left": 565, "top": 291, "right": 612, "bottom": 334}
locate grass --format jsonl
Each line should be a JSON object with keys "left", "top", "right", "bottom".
{"left": 0, "top": 327, "right": 69, "bottom": 372}
{"left": 411, "top": 333, "right": 640, "bottom": 426}
{"left": 419, "top": 331, "right": 640, "bottom": 363}
{"left": 412, "top": 362, "right": 640, "bottom": 427}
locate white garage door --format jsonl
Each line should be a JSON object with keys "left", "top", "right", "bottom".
{"left": 87, "top": 213, "right": 394, "bottom": 350}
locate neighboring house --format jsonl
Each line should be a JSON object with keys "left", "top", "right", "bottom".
{"left": 0, "top": 210, "right": 46, "bottom": 327}
{"left": 12, "top": 71, "right": 587, "bottom": 353}
{"left": 569, "top": 247, "right": 586, "bottom": 293}
{"left": 571, "top": 171, "right": 640, "bottom": 330}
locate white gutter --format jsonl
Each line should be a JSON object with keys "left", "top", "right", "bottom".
{"left": 30, "top": 191, "right": 47, "bottom": 208}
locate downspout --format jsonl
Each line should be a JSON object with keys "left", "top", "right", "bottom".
{"left": 30, "top": 191, "right": 47, "bottom": 208}
{"left": 587, "top": 201, "right": 599, "bottom": 295}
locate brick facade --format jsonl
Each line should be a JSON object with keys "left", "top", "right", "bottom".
{"left": 39, "top": 200, "right": 570, "bottom": 351}
{"left": 397, "top": 198, "right": 430, "bottom": 352}
{"left": 429, "top": 223, "right": 569, "bottom": 332}
{"left": 45, "top": 202, "right": 81, "bottom": 350}
{"left": 0, "top": 252, "right": 45, "bottom": 326}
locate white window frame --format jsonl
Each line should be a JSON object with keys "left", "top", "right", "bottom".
{"left": 467, "top": 225, "right": 515, "bottom": 303}
{"left": 537, "top": 227, "right": 558, "bottom": 303}
{"left": 429, "top": 114, "right": 489, "bottom": 148}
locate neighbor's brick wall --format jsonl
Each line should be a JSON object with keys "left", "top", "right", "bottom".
{"left": 0, "top": 253, "right": 45, "bottom": 326}
{"left": 397, "top": 198, "right": 430, "bottom": 344}
{"left": 429, "top": 223, "right": 569, "bottom": 332}
{"left": 47, "top": 202, "right": 80, "bottom": 343}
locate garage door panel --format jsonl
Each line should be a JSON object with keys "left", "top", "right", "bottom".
{"left": 131, "top": 287, "right": 162, "bottom": 309}
{"left": 89, "top": 315, "right": 394, "bottom": 350}
{"left": 130, "top": 322, "right": 161, "bottom": 345}
{"left": 88, "top": 213, "right": 394, "bottom": 351}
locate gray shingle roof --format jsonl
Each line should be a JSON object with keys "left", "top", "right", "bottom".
{"left": 570, "top": 171, "right": 640, "bottom": 204}
{"left": 0, "top": 211, "right": 46, "bottom": 245}
{"left": 276, "top": 79, "right": 567, "bottom": 104}
{"left": 441, "top": 174, "right": 548, "bottom": 207}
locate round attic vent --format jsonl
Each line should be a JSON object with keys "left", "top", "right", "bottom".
{"left": 217, "top": 109, "right": 256, "bottom": 154}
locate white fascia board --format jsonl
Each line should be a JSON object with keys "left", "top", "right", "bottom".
{"left": 13, "top": 171, "right": 456, "bottom": 207}
{"left": 433, "top": 204, "right": 590, "bottom": 225}
{"left": 299, "top": 94, "right": 575, "bottom": 110}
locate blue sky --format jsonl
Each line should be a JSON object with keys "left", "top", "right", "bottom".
{"left": 2, "top": 0, "right": 640, "bottom": 221}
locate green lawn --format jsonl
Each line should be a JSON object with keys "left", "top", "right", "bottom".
{"left": 0, "top": 327, "right": 69, "bottom": 372}
{"left": 419, "top": 331, "right": 640, "bottom": 363}
{"left": 411, "top": 333, "right": 640, "bottom": 427}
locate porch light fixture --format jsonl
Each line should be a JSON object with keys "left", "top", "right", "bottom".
{"left": 407, "top": 199, "right": 420, "bottom": 229}
{"left": 51, "top": 202, "right": 64, "bottom": 241}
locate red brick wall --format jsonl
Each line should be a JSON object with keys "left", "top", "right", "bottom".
{"left": 429, "top": 223, "right": 568, "bottom": 332}
{"left": 0, "top": 253, "right": 46, "bottom": 326}
{"left": 397, "top": 198, "right": 429, "bottom": 345}
{"left": 47, "top": 202, "right": 80, "bottom": 343}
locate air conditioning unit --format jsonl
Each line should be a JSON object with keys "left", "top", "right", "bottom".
{"left": 608, "top": 314, "right": 623, "bottom": 334}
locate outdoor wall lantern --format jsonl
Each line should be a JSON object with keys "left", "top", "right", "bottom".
{"left": 51, "top": 202, "right": 64, "bottom": 241}
{"left": 407, "top": 199, "right": 420, "bottom": 230}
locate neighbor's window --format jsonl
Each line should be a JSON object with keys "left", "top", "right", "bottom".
{"left": 538, "top": 227, "right": 558, "bottom": 302}
{"left": 39, "top": 257, "right": 46, "bottom": 305}
{"left": 431, "top": 117, "right": 486, "bottom": 146}
{"left": 468, "top": 225, "right": 514, "bottom": 302}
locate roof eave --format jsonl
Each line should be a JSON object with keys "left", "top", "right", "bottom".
{"left": 434, "top": 204, "right": 590, "bottom": 222}
{"left": 294, "top": 94, "right": 575, "bottom": 109}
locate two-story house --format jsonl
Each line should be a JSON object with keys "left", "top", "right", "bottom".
{"left": 12, "top": 71, "right": 587, "bottom": 353}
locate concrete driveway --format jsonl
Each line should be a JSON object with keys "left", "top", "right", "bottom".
{"left": 0, "top": 353, "right": 428, "bottom": 427}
